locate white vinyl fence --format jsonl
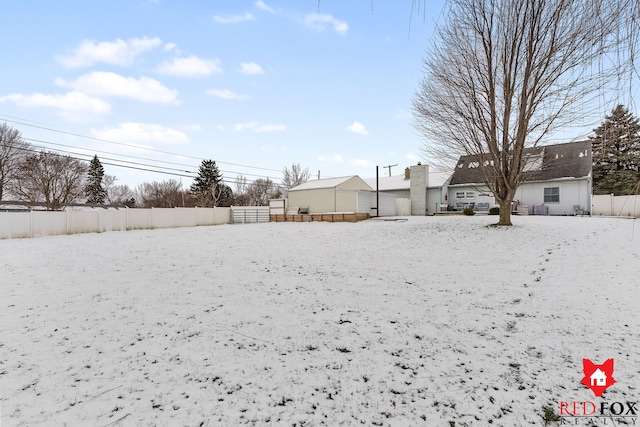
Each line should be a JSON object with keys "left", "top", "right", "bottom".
{"left": 0, "top": 207, "right": 231, "bottom": 239}
{"left": 592, "top": 194, "right": 640, "bottom": 218}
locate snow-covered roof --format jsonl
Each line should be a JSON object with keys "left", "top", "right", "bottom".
{"left": 428, "top": 172, "right": 452, "bottom": 187}
{"left": 363, "top": 175, "right": 411, "bottom": 191}
{"left": 363, "top": 172, "right": 452, "bottom": 190}
{"left": 289, "top": 176, "right": 372, "bottom": 191}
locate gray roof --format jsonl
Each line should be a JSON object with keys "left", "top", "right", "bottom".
{"left": 449, "top": 141, "right": 592, "bottom": 185}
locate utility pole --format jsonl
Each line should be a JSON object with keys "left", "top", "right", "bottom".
{"left": 383, "top": 164, "right": 398, "bottom": 177}
{"left": 373, "top": 166, "right": 379, "bottom": 217}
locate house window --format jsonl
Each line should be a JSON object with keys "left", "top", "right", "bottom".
{"left": 456, "top": 191, "right": 476, "bottom": 199}
{"left": 544, "top": 187, "right": 559, "bottom": 203}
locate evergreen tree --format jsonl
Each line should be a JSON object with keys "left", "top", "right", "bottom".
{"left": 85, "top": 155, "right": 107, "bottom": 204}
{"left": 591, "top": 105, "right": 640, "bottom": 195}
{"left": 190, "top": 159, "right": 224, "bottom": 207}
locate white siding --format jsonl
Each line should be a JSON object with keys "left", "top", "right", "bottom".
{"left": 288, "top": 188, "right": 336, "bottom": 214}
{"left": 516, "top": 179, "right": 591, "bottom": 215}
{"left": 335, "top": 190, "right": 357, "bottom": 212}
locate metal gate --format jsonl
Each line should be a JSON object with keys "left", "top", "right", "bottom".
{"left": 231, "top": 206, "right": 270, "bottom": 224}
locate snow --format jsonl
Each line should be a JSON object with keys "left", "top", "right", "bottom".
{"left": 289, "top": 176, "right": 365, "bottom": 191}
{"left": 1, "top": 215, "right": 639, "bottom": 426}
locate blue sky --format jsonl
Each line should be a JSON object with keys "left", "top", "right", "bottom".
{"left": 0, "top": 0, "right": 448, "bottom": 189}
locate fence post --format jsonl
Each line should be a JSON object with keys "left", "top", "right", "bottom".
{"left": 610, "top": 193, "right": 614, "bottom": 216}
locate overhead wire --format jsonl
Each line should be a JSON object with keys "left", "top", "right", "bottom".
{"left": 20, "top": 137, "right": 285, "bottom": 181}
{"left": 0, "top": 115, "right": 283, "bottom": 173}
{"left": 0, "top": 115, "right": 296, "bottom": 190}
{"left": 4, "top": 139, "right": 290, "bottom": 190}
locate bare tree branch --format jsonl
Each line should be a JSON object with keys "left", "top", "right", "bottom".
{"left": 0, "top": 123, "right": 30, "bottom": 202}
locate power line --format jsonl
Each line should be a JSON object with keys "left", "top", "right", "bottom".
{"left": 10, "top": 143, "right": 198, "bottom": 179}
{"left": 1, "top": 117, "right": 308, "bottom": 191}
{"left": 7, "top": 141, "right": 288, "bottom": 190}
{"left": 21, "top": 137, "right": 284, "bottom": 181}
{"left": 0, "top": 116, "right": 284, "bottom": 174}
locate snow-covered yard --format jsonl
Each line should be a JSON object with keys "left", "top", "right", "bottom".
{"left": 1, "top": 215, "right": 639, "bottom": 426}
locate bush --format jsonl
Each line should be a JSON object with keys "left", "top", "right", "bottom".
{"left": 463, "top": 207, "right": 475, "bottom": 216}
{"left": 489, "top": 207, "right": 500, "bottom": 215}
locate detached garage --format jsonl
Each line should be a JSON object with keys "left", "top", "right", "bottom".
{"left": 287, "top": 176, "right": 374, "bottom": 214}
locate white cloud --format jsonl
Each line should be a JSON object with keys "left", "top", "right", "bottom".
{"left": 0, "top": 91, "right": 111, "bottom": 122}
{"left": 56, "top": 37, "right": 162, "bottom": 68}
{"left": 213, "top": 12, "right": 254, "bottom": 24}
{"left": 206, "top": 89, "right": 251, "bottom": 101}
{"left": 233, "top": 121, "right": 258, "bottom": 132}
{"left": 56, "top": 72, "right": 179, "bottom": 104}
{"left": 305, "top": 13, "right": 348, "bottom": 35}
{"left": 91, "top": 122, "right": 188, "bottom": 146}
{"left": 255, "top": 1, "right": 274, "bottom": 13}
{"left": 232, "top": 121, "right": 285, "bottom": 132}
{"left": 406, "top": 153, "right": 418, "bottom": 161}
{"left": 349, "top": 159, "right": 372, "bottom": 167}
{"left": 255, "top": 124, "right": 285, "bottom": 132}
{"left": 317, "top": 154, "right": 344, "bottom": 163}
{"left": 239, "top": 62, "right": 264, "bottom": 75}
{"left": 347, "top": 121, "right": 368, "bottom": 135}
{"left": 156, "top": 56, "right": 222, "bottom": 77}
{"left": 163, "top": 42, "right": 178, "bottom": 52}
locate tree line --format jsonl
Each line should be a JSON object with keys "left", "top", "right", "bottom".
{"left": 0, "top": 123, "right": 310, "bottom": 210}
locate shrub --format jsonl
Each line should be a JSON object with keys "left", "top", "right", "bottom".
{"left": 541, "top": 405, "right": 561, "bottom": 425}
{"left": 489, "top": 207, "right": 500, "bottom": 215}
{"left": 463, "top": 207, "right": 475, "bottom": 216}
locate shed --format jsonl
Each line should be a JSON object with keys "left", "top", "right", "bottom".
{"left": 287, "top": 176, "right": 373, "bottom": 214}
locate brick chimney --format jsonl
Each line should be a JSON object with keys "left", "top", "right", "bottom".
{"left": 404, "top": 167, "right": 410, "bottom": 180}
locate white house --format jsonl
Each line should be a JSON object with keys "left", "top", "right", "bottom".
{"left": 445, "top": 141, "right": 592, "bottom": 215}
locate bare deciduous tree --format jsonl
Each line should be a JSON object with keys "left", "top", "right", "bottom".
{"left": 282, "top": 163, "right": 310, "bottom": 196}
{"left": 135, "top": 179, "right": 183, "bottom": 208}
{"left": 413, "top": 0, "right": 633, "bottom": 225}
{"left": 0, "top": 123, "right": 31, "bottom": 202}
{"left": 104, "top": 175, "right": 136, "bottom": 207}
{"left": 244, "top": 178, "right": 279, "bottom": 206}
{"left": 232, "top": 174, "right": 250, "bottom": 205}
{"left": 12, "top": 151, "right": 87, "bottom": 210}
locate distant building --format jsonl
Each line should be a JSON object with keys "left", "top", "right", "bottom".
{"left": 287, "top": 176, "right": 379, "bottom": 215}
